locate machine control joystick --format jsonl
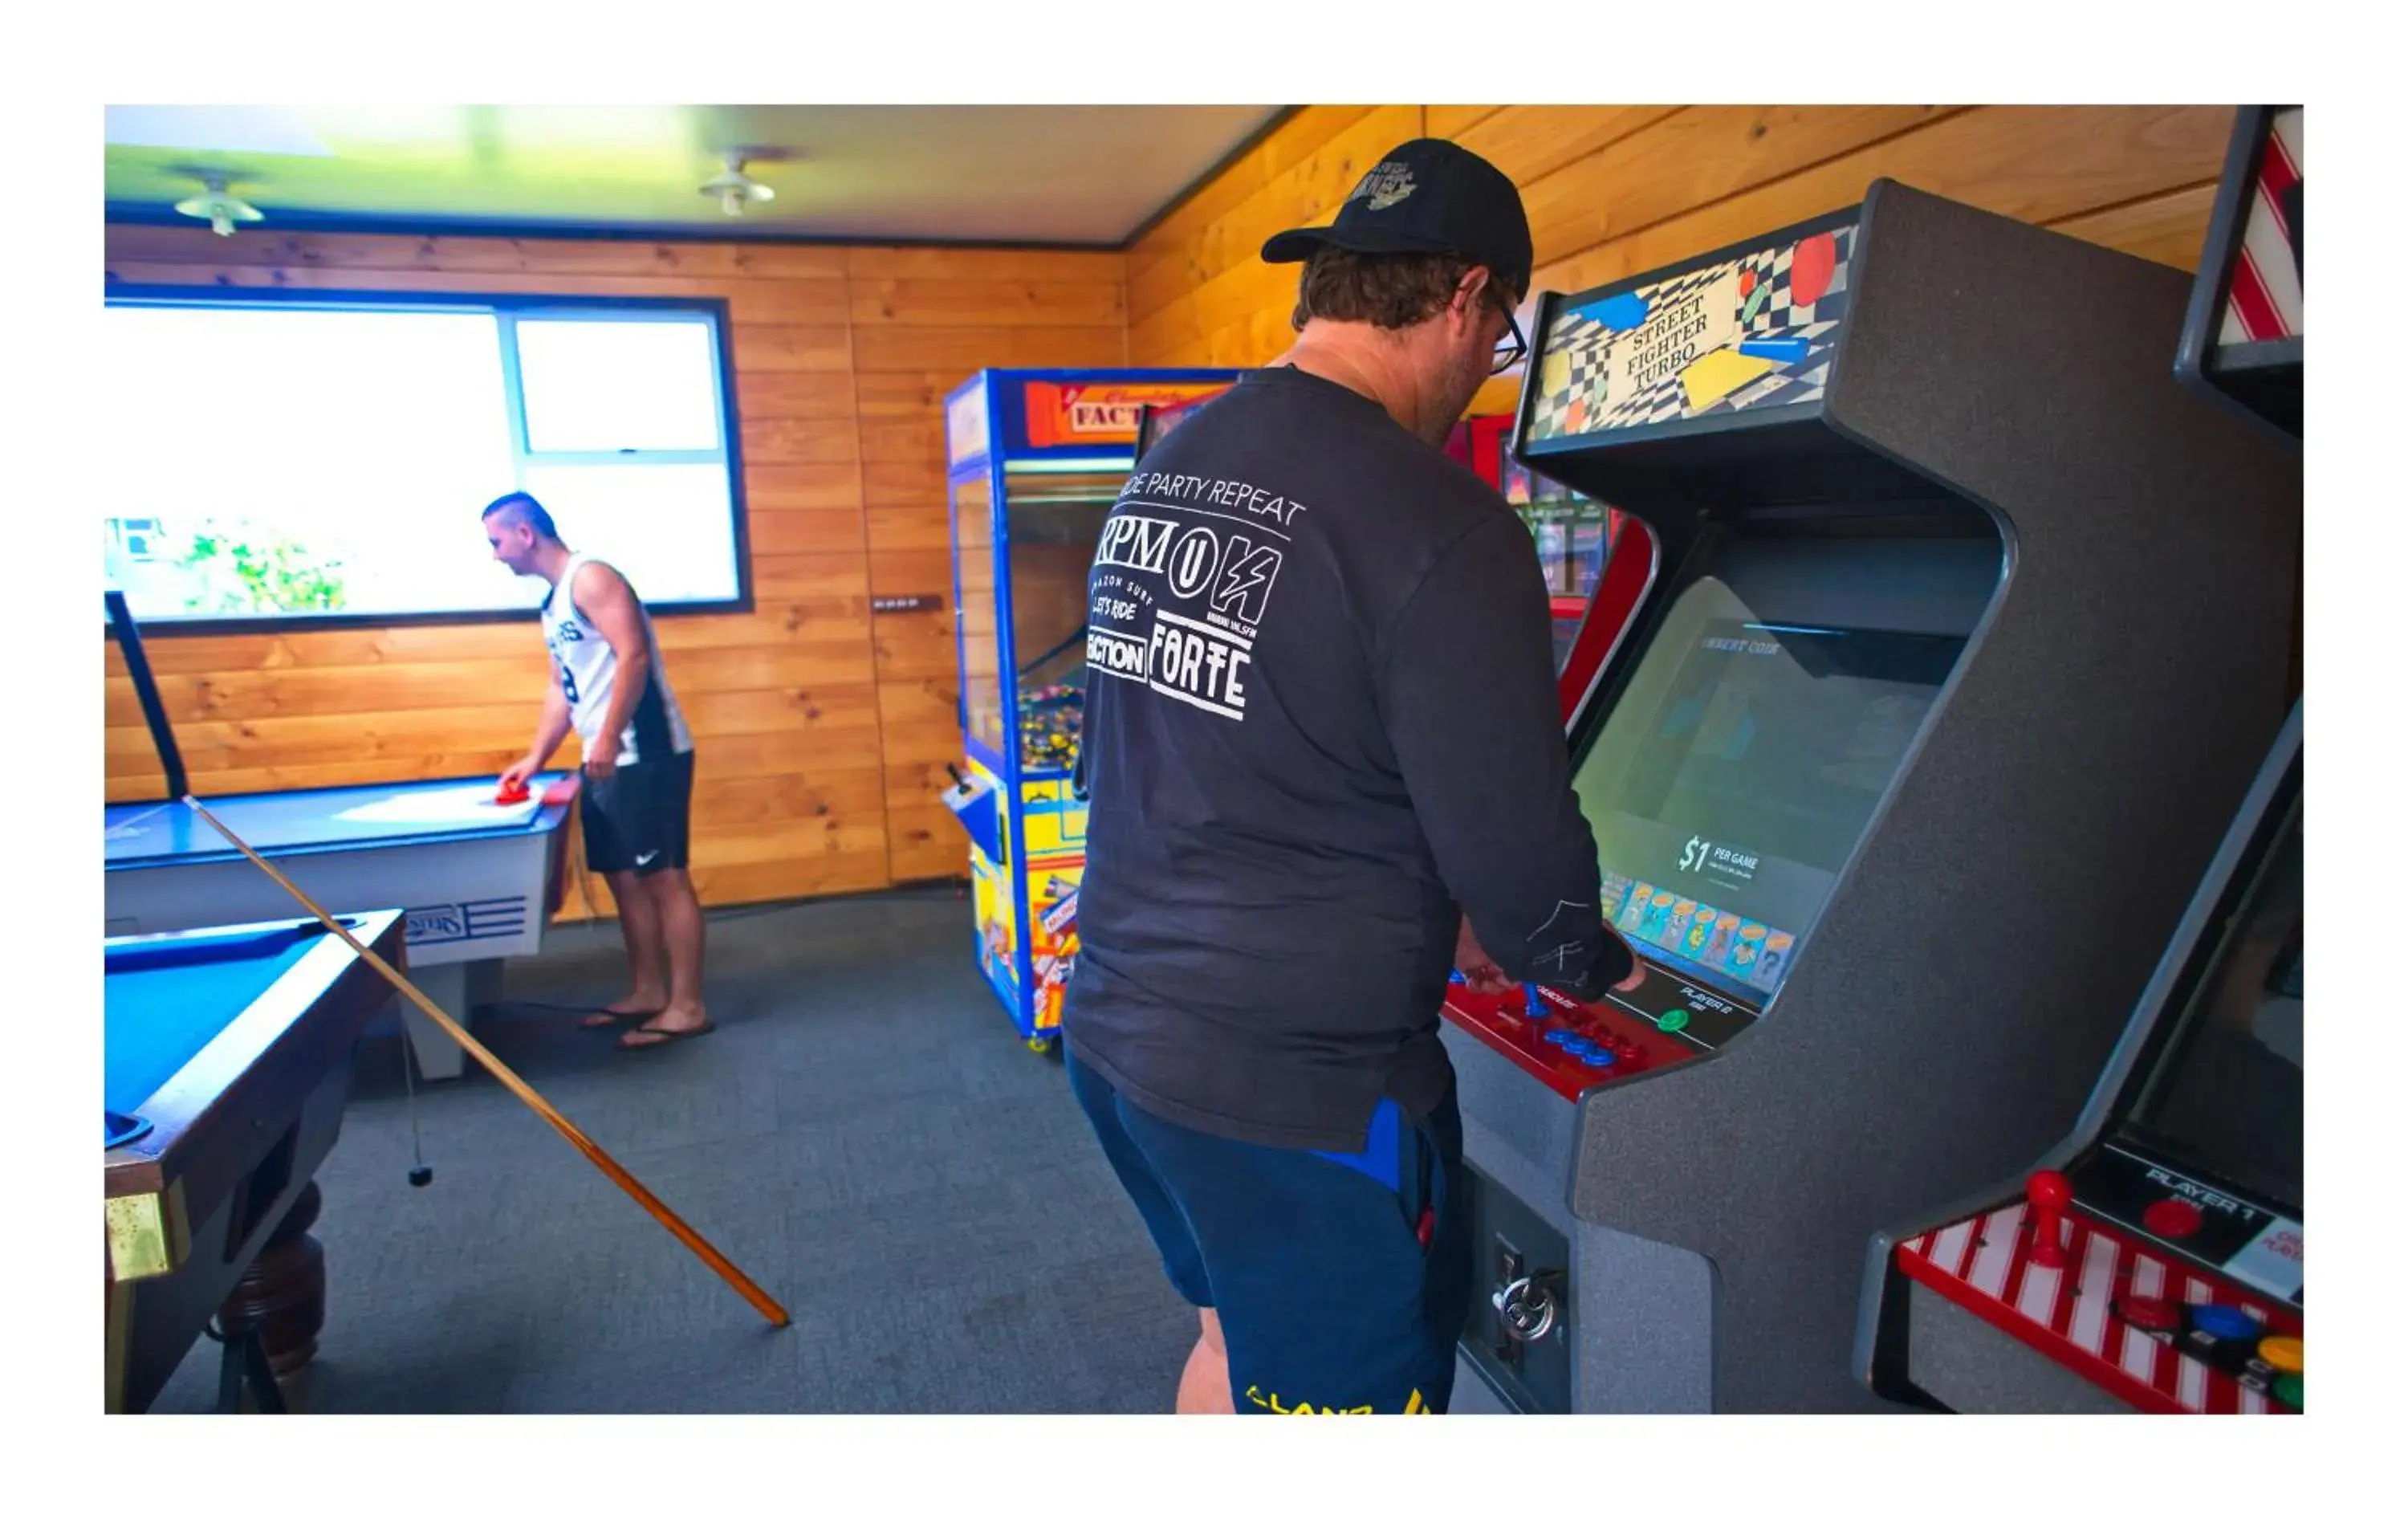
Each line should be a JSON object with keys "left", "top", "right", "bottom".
{"left": 2027, "top": 1170, "right": 2072, "bottom": 1269}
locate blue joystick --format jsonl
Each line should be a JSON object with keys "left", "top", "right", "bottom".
{"left": 1523, "top": 985, "right": 1550, "bottom": 1021}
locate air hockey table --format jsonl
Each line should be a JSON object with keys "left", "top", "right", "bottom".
{"left": 104, "top": 774, "right": 580, "bottom": 1081}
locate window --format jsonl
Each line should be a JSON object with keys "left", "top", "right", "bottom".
{"left": 100, "top": 289, "right": 750, "bottom": 629}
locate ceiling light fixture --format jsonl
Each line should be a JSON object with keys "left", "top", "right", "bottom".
{"left": 173, "top": 173, "right": 264, "bottom": 237}
{"left": 700, "top": 152, "right": 775, "bottom": 218}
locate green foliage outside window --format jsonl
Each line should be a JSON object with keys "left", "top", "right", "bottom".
{"left": 171, "top": 527, "right": 348, "bottom": 614}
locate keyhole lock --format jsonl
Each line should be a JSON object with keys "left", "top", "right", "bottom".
{"left": 1493, "top": 1270, "right": 1564, "bottom": 1343}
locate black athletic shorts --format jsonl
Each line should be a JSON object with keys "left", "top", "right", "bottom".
{"left": 580, "top": 747, "right": 695, "bottom": 876}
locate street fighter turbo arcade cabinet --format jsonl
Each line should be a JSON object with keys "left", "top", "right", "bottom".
{"left": 944, "top": 369, "right": 1235, "bottom": 1051}
{"left": 1857, "top": 706, "right": 2303, "bottom": 1413}
{"left": 1438, "top": 181, "right": 2301, "bottom": 1414}
{"left": 2175, "top": 106, "right": 2302, "bottom": 443}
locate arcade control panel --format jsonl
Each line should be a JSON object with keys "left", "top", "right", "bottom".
{"left": 1887, "top": 1156, "right": 2303, "bottom": 1414}
{"left": 1443, "top": 958, "right": 1744, "bottom": 1102}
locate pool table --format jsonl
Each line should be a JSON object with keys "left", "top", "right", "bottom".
{"left": 104, "top": 775, "right": 578, "bottom": 1081}
{"left": 104, "top": 911, "right": 406, "bottom": 1414}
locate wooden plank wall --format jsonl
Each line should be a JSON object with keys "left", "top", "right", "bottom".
{"left": 103, "top": 227, "right": 1126, "bottom": 912}
{"left": 1127, "top": 104, "right": 2239, "bottom": 380}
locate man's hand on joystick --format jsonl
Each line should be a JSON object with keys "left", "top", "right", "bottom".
{"left": 1454, "top": 915, "right": 1512, "bottom": 993}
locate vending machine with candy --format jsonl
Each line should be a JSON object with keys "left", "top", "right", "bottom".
{"left": 943, "top": 369, "right": 1235, "bottom": 1050}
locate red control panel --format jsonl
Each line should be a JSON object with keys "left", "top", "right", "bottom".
{"left": 1893, "top": 1166, "right": 2303, "bottom": 1414}
{"left": 1442, "top": 975, "right": 1702, "bottom": 1102}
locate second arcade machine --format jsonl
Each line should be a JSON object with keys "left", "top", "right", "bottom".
{"left": 945, "top": 369, "right": 1234, "bottom": 1051}
{"left": 1855, "top": 105, "right": 2305, "bottom": 1416}
{"left": 1858, "top": 708, "right": 2303, "bottom": 1413}
{"left": 1438, "top": 180, "right": 2300, "bottom": 1413}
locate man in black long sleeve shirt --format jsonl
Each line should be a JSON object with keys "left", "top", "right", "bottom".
{"left": 1063, "top": 139, "right": 1642, "bottom": 1415}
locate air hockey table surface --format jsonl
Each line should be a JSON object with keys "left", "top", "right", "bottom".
{"left": 103, "top": 774, "right": 580, "bottom": 1081}
{"left": 104, "top": 775, "right": 572, "bottom": 864}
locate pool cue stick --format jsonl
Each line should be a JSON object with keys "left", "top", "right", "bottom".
{"left": 177, "top": 794, "right": 793, "bottom": 1330}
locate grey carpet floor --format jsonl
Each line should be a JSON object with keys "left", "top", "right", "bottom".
{"left": 146, "top": 885, "right": 1198, "bottom": 1415}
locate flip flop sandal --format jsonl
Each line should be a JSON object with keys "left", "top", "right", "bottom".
{"left": 582, "top": 1008, "right": 665, "bottom": 1029}
{"left": 616, "top": 1022, "right": 716, "bottom": 1051}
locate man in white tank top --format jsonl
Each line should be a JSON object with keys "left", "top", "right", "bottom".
{"left": 485, "top": 492, "right": 710, "bottom": 1050}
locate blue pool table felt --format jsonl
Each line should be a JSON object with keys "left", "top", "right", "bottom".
{"left": 104, "top": 774, "right": 573, "bottom": 869}
{"left": 104, "top": 922, "right": 346, "bottom": 1117}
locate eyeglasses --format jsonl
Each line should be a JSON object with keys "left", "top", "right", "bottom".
{"left": 1491, "top": 303, "right": 1528, "bottom": 376}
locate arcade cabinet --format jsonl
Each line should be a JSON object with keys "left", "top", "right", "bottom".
{"left": 942, "top": 369, "right": 1234, "bottom": 1051}
{"left": 1438, "top": 180, "right": 2300, "bottom": 1413}
{"left": 1853, "top": 116, "right": 2308, "bottom": 1415}
{"left": 1857, "top": 707, "right": 2303, "bottom": 1413}
{"left": 2175, "top": 106, "right": 2302, "bottom": 442}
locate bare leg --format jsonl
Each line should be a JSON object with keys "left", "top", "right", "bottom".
{"left": 582, "top": 870, "right": 667, "bottom": 1026}
{"left": 1175, "top": 1308, "right": 1234, "bottom": 1414}
{"left": 620, "top": 869, "right": 710, "bottom": 1045}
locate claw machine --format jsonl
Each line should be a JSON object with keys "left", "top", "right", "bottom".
{"left": 943, "top": 369, "right": 1235, "bottom": 1050}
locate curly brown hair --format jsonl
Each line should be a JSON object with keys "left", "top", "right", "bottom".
{"left": 1288, "top": 245, "right": 1520, "bottom": 332}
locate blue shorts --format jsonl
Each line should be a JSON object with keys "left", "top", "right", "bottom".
{"left": 1068, "top": 1053, "right": 1472, "bottom": 1415}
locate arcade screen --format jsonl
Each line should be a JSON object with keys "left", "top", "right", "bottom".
{"left": 1572, "top": 577, "right": 1962, "bottom": 1004}
{"left": 2125, "top": 788, "right": 2303, "bottom": 1216}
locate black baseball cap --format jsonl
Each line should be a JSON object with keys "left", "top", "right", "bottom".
{"left": 1261, "top": 138, "right": 1533, "bottom": 301}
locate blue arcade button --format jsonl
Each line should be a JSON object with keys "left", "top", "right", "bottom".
{"left": 1578, "top": 1049, "right": 1617, "bottom": 1068}
{"left": 1544, "top": 1029, "right": 1576, "bottom": 1045}
{"left": 2190, "top": 1305, "right": 2262, "bottom": 1342}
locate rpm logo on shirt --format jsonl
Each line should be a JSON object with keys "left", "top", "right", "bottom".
{"left": 1096, "top": 515, "right": 1178, "bottom": 574}
{"left": 1087, "top": 476, "right": 1296, "bottom": 724}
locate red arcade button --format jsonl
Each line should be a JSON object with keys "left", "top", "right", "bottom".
{"left": 2142, "top": 1199, "right": 2204, "bottom": 1240}
{"left": 2119, "top": 1296, "right": 2181, "bottom": 1332}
